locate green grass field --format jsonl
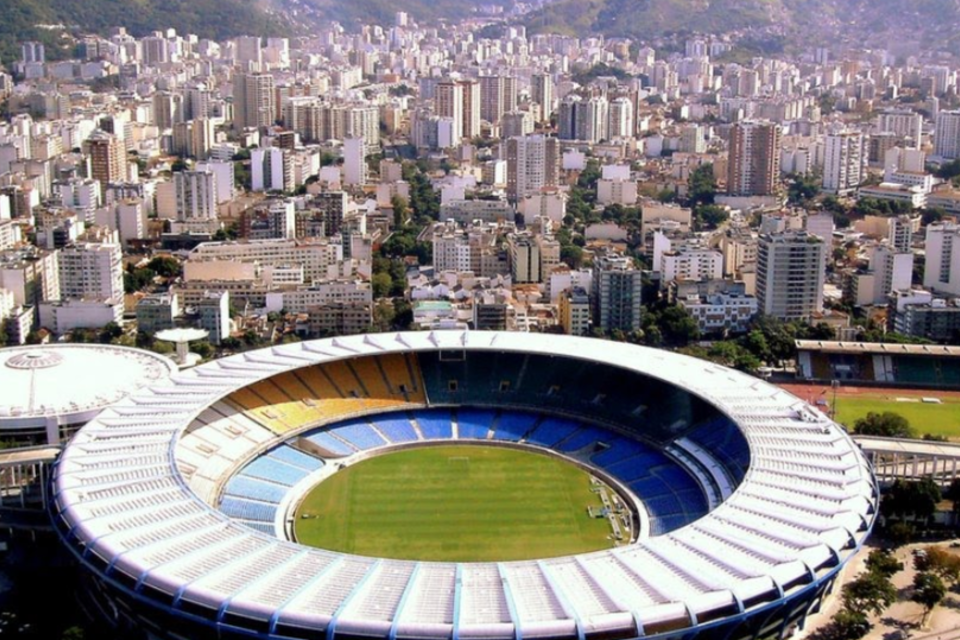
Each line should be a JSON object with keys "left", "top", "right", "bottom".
{"left": 293, "top": 445, "right": 614, "bottom": 562}
{"left": 834, "top": 395, "right": 960, "bottom": 438}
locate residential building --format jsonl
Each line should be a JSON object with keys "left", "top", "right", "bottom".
{"left": 58, "top": 242, "right": 123, "bottom": 301}
{"left": 558, "top": 287, "right": 591, "bottom": 335}
{"left": 196, "top": 290, "right": 231, "bottom": 344}
{"left": 84, "top": 130, "right": 126, "bottom": 186}
{"left": 935, "top": 110, "right": 960, "bottom": 159}
{"left": 233, "top": 72, "right": 275, "bottom": 130}
{"left": 756, "top": 231, "right": 826, "bottom": 320}
{"left": 136, "top": 293, "right": 180, "bottom": 334}
{"left": 727, "top": 120, "right": 781, "bottom": 196}
{"left": 822, "top": 130, "right": 864, "bottom": 195}
{"left": 38, "top": 298, "right": 122, "bottom": 334}
{"left": 307, "top": 301, "right": 373, "bottom": 336}
{"left": 924, "top": 222, "right": 960, "bottom": 296}
{"left": 505, "top": 134, "right": 560, "bottom": 201}
{"left": 591, "top": 252, "right": 644, "bottom": 332}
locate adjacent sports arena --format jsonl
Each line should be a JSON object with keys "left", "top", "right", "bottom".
{"left": 51, "top": 331, "right": 878, "bottom": 640}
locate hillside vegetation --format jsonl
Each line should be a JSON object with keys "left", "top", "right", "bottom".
{"left": 0, "top": 0, "right": 286, "bottom": 69}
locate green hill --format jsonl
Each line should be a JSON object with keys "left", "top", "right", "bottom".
{"left": 0, "top": 0, "right": 286, "bottom": 69}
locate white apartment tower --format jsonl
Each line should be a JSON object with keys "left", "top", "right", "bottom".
{"left": 232, "top": 72, "right": 275, "bottom": 130}
{"left": 58, "top": 242, "right": 124, "bottom": 301}
{"left": 924, "top": 222, "right": 960, "bottom": 295}
{"left": 934, "top": 110, "right": 960, "bottom": 160}
{"left": 174, "top": 170, "right": 219, "bottom": 220}
{"left": 756, "top": 231, "right": 826, "bottom": 320}
{"left": 504, "top": 135, "right": 560, "bottom": 201}
{"left": 822, "top": 130, "right": 865, "bottom": 196}
{"left": 531, "top": 74, "right": 554, "bottom": 123}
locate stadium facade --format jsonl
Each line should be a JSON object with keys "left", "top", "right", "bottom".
{"left": 51, "top": 331, "right": 878, "bottom": 640}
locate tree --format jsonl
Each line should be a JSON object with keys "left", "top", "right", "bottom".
{"left": 881, "top": 478, "right": 942, "bottom": 522}
{"left": 146, "top": 256, "right": 181, "bottom": 278}
{"left": 911, "top": 572, "right": 946, "bottom": 627}
{"left": 98, "top": 322, "right": 123, "bottom": 344}
{"left": 852, "top": 412, "right": 914, "bottom": 438}
{"left": 886, "top": 521, "right": 916, "bottom": 547}
{"left": 914, "top": 546, "right": 960, "bottom": 585}
{"left": 828, "top": 609, "right": 871, "bottom": 640}
{"left": 841, "top": 571, "right": 897, "bottom": 616}
{"left": 864, "top": 549, "right": 903, "bottom": 579}
{"left": 687, "top": 164, "right": 717, "bottom": 206}
{"left": 371, "top": 272, "right": 393, "bottom": 299}
{"left": 391, "top": 195, "right": 409, "bottom": 227}
{"left": 946, "top": 477, "right": 960, "bottom": 515}
{"left": 694, "top": 204, "right": 729, "bottom": 230}
{"left": 560, "top": 245, "right": 584, "bottom": 269}
{"left": 657, "top": 305, "right": 700, "bottom": 347}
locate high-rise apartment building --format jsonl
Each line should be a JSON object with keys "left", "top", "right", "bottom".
{"left": 559, "top": 95, "right": 609, "bottom": 143}
{"left": 479, "top": 75, "right": 518, "bottom": 124}
{"left": 84, "top": 131, "right": 126, "bottom": 186}
{"left": 876, "top": 109, "right": 923, "bottom": 148}
{"left": 591, "top": 253, "right": 644, "bottom": 332}
{"left": 756, "top": 231, "right": 826, "bottom": 320}
{"left": 924, "top": 222, "right": 960, "bottom": 295}
{"left": 504, "top": 134, "right": 560, "bottom": 201}
{"left": 531, "top": 73, "right": 554, "bottom": 123}
{"left": 934, "top": 110, "right": 960, "bottom": 159}
{"left": 233, "top": 72, "right": 275, "bottom": 130}
{"left": 58, "top": 242, "right": 124, "bottom": 301}
{"left": 822, "top": 130, "right": 865, "bottom": 196}
{"left": 174, "top": 170, "right": 219, "bottom": 221}
{"left": 436, "top": 80, "right": 464, "bottom": 145}
{"left": 726, "top": 120, "right": 781, "bottom": 196}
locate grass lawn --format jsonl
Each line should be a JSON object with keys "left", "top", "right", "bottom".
{"left": 294, "top": 445, "right": 613, "bottom": 562}
{"left": 834, "top": 395, "right": 960, "bottom": 438}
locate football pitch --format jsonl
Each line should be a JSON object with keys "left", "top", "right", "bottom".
{"left": 293, "top": 445, "right": 614, "bottom": 562}
{"left": 834, "top": 395, "right": 960, "bottom": 438}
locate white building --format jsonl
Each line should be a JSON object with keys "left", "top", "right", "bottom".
{"left": 756, "top": 231, "right": 826, "bottom": 320}
{"left": 58, "top": 242, "right": 124, "bottom": 301}
{"left": 188, "top": 238, "right": 343, "bottom": 285}
{"left": 56, "top": 178, "right": 101, "bottom": 223}
{"left": 196, "top": 290, "right": 231, "bottom": 344}
{"left": 822, "top": 130, "right": 864, "bottom": 196}
{"left": 678, "top": 290, "right": 758, "bottom": 334}
{"left": 251, "top": 147, "right": 291, "bottom": 192}
{"left": 924, "top": 222, "right": 960, "bottom": 296}
{"left": 658, "top": 243, "right": 723, "bottom": 287}
{"left": 175, "top": 170, "right": 218, "bottom": 221}
{"left": 343, "top": 137, "right": 367, "bottom": 186}
{"left": 39, "top": 298, "right": 123, "bottom": 334}
{"left": 935, "top": 110, "right": 960, "bottom": 159}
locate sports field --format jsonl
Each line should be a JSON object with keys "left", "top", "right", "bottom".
{"left": 778, "top": 384, "right": 960, "bottom": 438}
{"left": 294, "top": 445, "right": 614, "bottom": 562}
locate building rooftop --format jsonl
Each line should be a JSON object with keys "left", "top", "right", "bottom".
{"left": 795, "top": 340, "right": 960, "bottom": 357}
{"left": 0, "top": 344, "right": 175, "bottom": 422}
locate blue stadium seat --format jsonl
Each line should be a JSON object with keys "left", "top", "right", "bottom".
{"left": 224, "top": 476, "right": 288, "bottom": 503}
{"left": 526, "top": 417, "right": 581, "bottom": 447}
{"left": 590, "top": 439, "right": 654, "bottom": 467}
{"left": 491, "top": 412, "right": 539, "bottom": 441}
{"left": 415, "top": 410, "right": 454, "bottom": 439}
{"left": 219, "top": 497, "right": 277, "bottom": 522}
{"left": 330, "top": 420, "right": 388, "bottom": 450}
{"left": 556, "top": 427, "right": 610, "bottom": 452}
{"left": 373, "top": 416, "right": 420, "bottom": 443}
{"left": 241, "top": 457, "right": 312, "bottom": 486}
{"left": 457, "top": 409, "right": 496, "bottom": 439}
{"left": 269, "top": 445, "right": 325, "bottom": 472}
{"left": 304, "top": 431, "right": 357, "bottom": 456}
{"left": 685, "top": 418, "right": 750, "bottom": 483}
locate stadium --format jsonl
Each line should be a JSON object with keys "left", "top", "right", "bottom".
{"left": 51, "top": 331, "right": 878, "bottom": 640}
